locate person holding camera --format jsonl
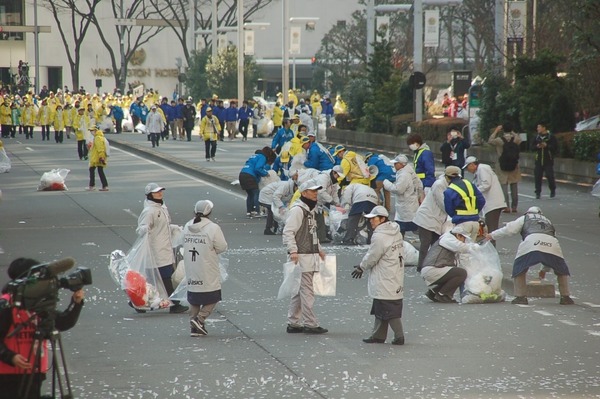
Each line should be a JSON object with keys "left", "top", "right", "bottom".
{"left": 440, "top": 129, "right": 470, "bottom": 170}
{"left": 0, "top": 258, "right": 85, "bottom": 399}
{"left": 86, "top": 127, "right": 109, "bottom": 191}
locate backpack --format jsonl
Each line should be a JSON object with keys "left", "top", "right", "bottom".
{"left": 499, "top": 136, "right": 519, "bottom": 171}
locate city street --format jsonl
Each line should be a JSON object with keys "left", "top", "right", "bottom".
{"left": 1, "top": 132, "right": 599, "bottom": 398}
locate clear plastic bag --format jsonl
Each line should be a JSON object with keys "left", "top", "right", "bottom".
{"left": 403, "top": 241, "right": 419, "bottom": 266}
{"left": 328, "top": 207, "right": 347, "bottom": 243}
{"left": 277, "top": 261, "right": 301, "bottom": 299}
{"left": 460, "top": 241, "right": 506, "bottom": 304}
{"left": 591, "top": 178, "right": 600, "bottom": 198}
{"left": 0, "top": 145, "right": 11, "bottom": 173}
{"left": 37, "top": 168, "right": 70, "bottom": 191}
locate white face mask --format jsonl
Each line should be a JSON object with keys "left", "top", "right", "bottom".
{"left": 409, "top": 143, "right": 419, "bottom": 151}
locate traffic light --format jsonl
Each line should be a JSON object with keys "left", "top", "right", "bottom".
{"left": 311, "top": 56, "right": 317, "bottom": 65}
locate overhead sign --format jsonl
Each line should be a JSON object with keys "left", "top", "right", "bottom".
{"left": 133, "top": 84, "right": 145, "bottom": 99}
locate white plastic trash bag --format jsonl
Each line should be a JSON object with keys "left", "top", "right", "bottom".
{"left": 0, "top": 143, "right": 11, "bottom": 173}
{"left": 259, "top": 170, "right": 280, "bottom": 190}
{"left": 37, "top": 168, "right": 70, "bottom": 191}
{"left": 403, "top": 241, "right": 419, "bottom": 266}
{"left": 592, "top": 179, "right": 600, "bottom": 198}
{"left": 460, "top": 241, "right": 506, "bottom": 304}
{"left": 314, "top": 255, "right": 336, "bottom": 296}
{"left": 277, "top": 261, "right": 301, "bottom": 299}
{"left": 135, "top": 123, "right": 147, "bottom": 134}
{"left": 99, "top": 116, "right": 113, "bottom": 132}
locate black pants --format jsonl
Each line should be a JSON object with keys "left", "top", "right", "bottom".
{"left": 23, "top": 125, "right": 33, "bottom": 139}
{"left": 159, "top": 264, "right": 180, "bottom": 306}
{"left": 1, "top": 124, "right": 10, "bottom": 138}
{"left": 115, "top": 118, "right": 123, "bottom": 133}
{"left": 204, "top": 139, "right": 217, "bottom": 159}
{"left": 161, "top": 124, "right": 169, "bottom": 140}
{"left": 55, "top": 130, "right": 64, "bottom": 143}
{"left": 534, "top": 162, "right": 556, "bottom": 196}
{"left": 185, "top": 126, "right": 193, "bottom": 141}
{"left": 417, "top": 227, "right": 440, "bottom": 271}
{"left": 150, "top": 133, "right": 160, "bottom": 147}
{"left": 239, "top": 119, "right": 249, "bottom": 139}
{"left": 41, "top": 125, "right": 50, "bottom": 140}
{"left": 260, "top": 201, "right": 278, "bottom": 231}
{"left": 89, "top": 166, "right": 108, "bottom": 188}
{"left": 431, "top": 267, "right": 467, "bottom": 297}
{"left": 77, "top": 140, "right": 88, "bottom": 159}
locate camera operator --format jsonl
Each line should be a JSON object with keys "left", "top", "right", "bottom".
{"left": 0, "top": 258, "right": 85, "bottom": 399}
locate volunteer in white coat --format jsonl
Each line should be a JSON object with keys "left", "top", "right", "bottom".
{"left": 383, "top": 154, "right": 424, "bottom": 236}
{"left": 463, "top": 156, "right": 506, "bottom": 245}
{"left": 184, "top": 200, "right": 228, "bottom": 336}
{"left": 351, "top": 206, "right": 405, "bottom": 345}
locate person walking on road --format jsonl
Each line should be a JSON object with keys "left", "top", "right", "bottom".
{"left": 182, "top": 99, "right": 196, "bottom": 142}
{"left": 532, "top": 122, "right": 558, "bottom": 199}
{"left": 147, "top": 105, "right": 165, "bottom": 148}
{"left": 136, "top": 183, "right": 189, "bottom": 314}
{"left": 486, "top": 206, "right": 574, "bottom": 305}
{"left": 283, "top": 181, "right": 328, "bottom": 335}
{"left": 351, "top": 206, "right": 405, "bottom": 345}
{"left": 183, "top": 200, "right": 228, "bottom": 337}
{"left": 86, "top": 127, "right": 109, "bottom": 191}
{"left": 407, "top": 133, "right": 436, "bottom": 192}
{"left": 443, "top": 165, "right": 486, "bottom": 242}
{"left": 488, "top": 123, "right": 522, "bottom": 212}
{"left": 199, "top": 107, "right": 221, "bottom": 162}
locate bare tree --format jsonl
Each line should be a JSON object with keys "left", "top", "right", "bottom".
{"left": 148, "top": 0, "right": 274, "bottom": 63}
{"left": 40, "top": 0, "right": 102, "bottom": 90}
{"left": 89, "top": 0, "right": 168, "bottom": 92}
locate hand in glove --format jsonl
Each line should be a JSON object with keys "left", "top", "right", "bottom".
{"left": 351, "top": 266, "right": 363, "bottom": 279}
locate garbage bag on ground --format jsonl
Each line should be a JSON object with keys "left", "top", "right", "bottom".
{"left": 259, "top": 170, "right": 280, "bottom": 190}
{"left": 99, "top": 116, "right": 114, "bottom": 133}
{"left": 403, "top": 241, "right": 419, "bottom": 266}
{"left": 460, "top": 241, "right": 506, "bottom": 304}
{"left": 37, "top": 168, "right": 70, "bottom": 191}
{"left": 0, "top": 142, "right": 11, "bottom": 173}
{"left": 328, "top": 207, "right": 347, "bottom": 243}
{"left": 592, "top": 179, "right": 600, "bottom": 198}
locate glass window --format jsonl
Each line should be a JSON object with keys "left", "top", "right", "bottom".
{"left": 0, "top": 0, "right": 24, "bottom": 41}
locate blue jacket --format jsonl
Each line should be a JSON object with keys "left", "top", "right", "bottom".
{"left": 413, "top": 146, "right": 436, "bottom": 188}
{"left": 225, "top": 106, "right": 238, "bottom": 122}
{"left": 238, "top": 105, "right": 253, "bottom": 121}
{"left": 321, "top": 101, "right": 333, "bottom": 116}
{"left": 175, "top": 103, "right": 184, "bottom": 119}
{"left": 368, "top": 155, "right": 395, "bottom": 182}
{"left": 109, "top": 105, "right": 124, "bottom": 120}
{"left": 129, "top": 102, "right": 141, "bottom": 118}
{"left": 160, "top": 103, "right": 175, "bottom": 122}
{"left": 443, "top": 177, "right": 486, "bottom": 224}
{"left": 272, "top": 156, "right": 291, "bottom": 181}
{"left": 271, "top": 127, "right": 294, "bottom": 149}
{"left": 304, "top": 142, "right": 334, "bottom": 171}
{"left": 214, "top": 106, "right": 226, "bottom": 126}
{"left": 139, "top": 104, "right": 149, "bottom": 123}
{"left": 241, "top": 153, "right": 270, "bottom": 181}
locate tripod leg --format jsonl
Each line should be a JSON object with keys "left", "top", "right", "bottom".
{"left": 20, "top": 335, "right": 45, "bottom": 399}
{"left": 50, "top": 331, "right": 74, "bottom": 399}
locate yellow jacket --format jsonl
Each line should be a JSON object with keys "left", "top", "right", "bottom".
{"left": 0, "top": 104, "right": 11, "bottom": 125}
{"left": 272, "top": 106, "right": 283, "bottom": 126}
{"left": 52, "top": 109, "right": 65, "bottom": 131}
{"left": 89, "top": 131, "right": 108, "bottom": 168}
{"left": 21, "top": 105, "right": 37, "bottom": 126}
{"left": 288, "top": 136, "right": 303, "bottom": 157}
{"left": 36, "top": 105, "right": 52, "bottom": 125}
{"left": 199, "top": 115, "right": 221, "bottom": 141}
{"left": 74, "top": 112, "right": 91, "bottom": 140}
{"left": 339, "top": 151, "right": 369, "bottom": 185}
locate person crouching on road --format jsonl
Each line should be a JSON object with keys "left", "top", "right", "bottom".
{"left": 283, "top": 180, "right": 328, "bottom": 335}
{"left": 420, "top": 225, "right": 473, "bottom": 303}
{"left": 351, "top": 206, "right": 405, "bottom": 345}
{"left": 486, "top": 206, "right": 574, "bottom": 305}
{"left": 183, "top": 200, "right": 228, "bottom": 337}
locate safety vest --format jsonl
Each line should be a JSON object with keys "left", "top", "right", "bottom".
{"left": 0, "top": 294, "right": 48, "bottom": 374}
{"left": 413, "top": 148, "right": 426, "bottom": 179}
{"left": 448, "top": 179, "right": 479, "bottom": 216}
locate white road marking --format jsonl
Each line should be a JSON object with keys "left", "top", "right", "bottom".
{"left": 559, "top": 320, "right": 578, "bottom": 326}
{"left": 122, "top": 208, "right": 139, "bottom": 219}
{"left": 534, "top": 310, "right": 554, "bottom": 316}
{"left": 25, "top": 147, "right": 34, "bottom": 151}
{"left": 582, "top": 302, "right": 600, "bottom": 308}
{"left": 585, "top": 330, "right": 600, "bottom": 337}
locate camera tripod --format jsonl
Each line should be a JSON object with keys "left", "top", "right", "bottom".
{"left": 20, "top": 326, "right": 74, "bottom": 399}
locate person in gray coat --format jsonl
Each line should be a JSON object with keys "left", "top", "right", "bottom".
{"left": 351, "top": 206, "right": 405, "bottom": 345}
{"left": 136, "top": 183, "right": 189, "bottom": 314}
{"left": 283, "top": 180, "right": 328, "bottom": 334}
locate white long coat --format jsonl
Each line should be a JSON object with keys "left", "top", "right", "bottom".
{"left": 473, "top": 163, "right": 507, "bottom": 214}
{"left": 383, "top": 164, "right": 423, "bottom": 222}
{"left": 136, "top": 200, "right": 175, "bottom": 268}
{"left": 413, "top": 175, "right": 449, "bottom": 234}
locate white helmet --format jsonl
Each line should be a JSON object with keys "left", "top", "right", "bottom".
{"left": 526, "top": 206, "right": 542, "bottom": 215}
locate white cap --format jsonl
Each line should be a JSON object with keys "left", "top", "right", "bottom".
{"left": 299, "top": 180, "right": 322, "bottom": 192}
{"left": 144, "top": 182, "right": 165, "bottom": 195}
{"left": 451, "top": 225, "right": 468, "bottom": 237}
{"left": 332, "top": 165, "right": 345, "bottom": 178}
{"left": 307, "top": 132, "right": 316, "bottom": 137}
{"left": 364, "top": 205, "right": 389, "bottom": 218}
{"left": 526, "top": 206, "right": 542, "bottom": 215}
{"left": 462, "top": 156, "right": 478, "bottom": 169}
{"left": 194, "top": 200, "right": 214, "bottom": 215}
{"left": 392, "top": 154, "right": 409, "bottom": 164}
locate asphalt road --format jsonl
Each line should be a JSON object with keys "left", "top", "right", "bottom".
{"left": 1, "top": 131, "right": 599, "bottom": 399}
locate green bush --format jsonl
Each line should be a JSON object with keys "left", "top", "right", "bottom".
{"left": 572, "top": 130, "right": 600, "bottom": 161}
{"left": 334, "top": 113, "right": 358, "bottom": 131}
{"left": 554, "top": 132, "right": 576, "bottom": 159}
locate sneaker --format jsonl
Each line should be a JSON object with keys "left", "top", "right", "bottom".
{"left": 250, "top": 211, "right": 259, "bottom": 218}
{"left": 511, "top": 208, "right": 518, "bottom": 213}
{"left": 264, "top": 229, "right": 276, "bottom": 235}
{"left": 425, "top": 290, "right": 439, "bottom": 302}
{"left": 206, "top": 158, "right": 210, "bottom": 162}
{"left": 391, "top": 336, "right": 405, "bottom": 346}
{"left": 190, "top": 317, "right": 208, "bottom": 335}
{"left": 560, "top": 296, "right": 574, "bottom": 305}
{"left": 535, "top": 194, "right": 541, "bottom": 199}
{"left": 246, "top": 212, "right": 252, "bottom": 218}
{"left": 99, "top": 187, "right": 109, "bottom": 191}
{"left": 502, "top": 207, "right": 511, "bottom": 213}
{"left": 85, "top": 186, "right": 95, "bottom": 191}
{"left": 511, "top": 296, "right": 529, "bottom": 305}
{"left": 170, "top": 304, "right": 189, "bottom": 314}
{"left": 362, "top": 337, "right": 385, "bottom": 344}
{"left": 211, "top": 157, "right": 215, "bottom": 162}
{"left": 303, "top": 326, "right": 328, "bottom": 334}
{"left": 434, "top": 293, "right": 457, "bottom": 303}
{"left": 190, "top": 326, "right": 205, "bottom": 337}
{"left": 550, "top": 191, "right": 556, "bottom": 198}
{"left": 286, "top": 324, "right": 304, "bottom": 334}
